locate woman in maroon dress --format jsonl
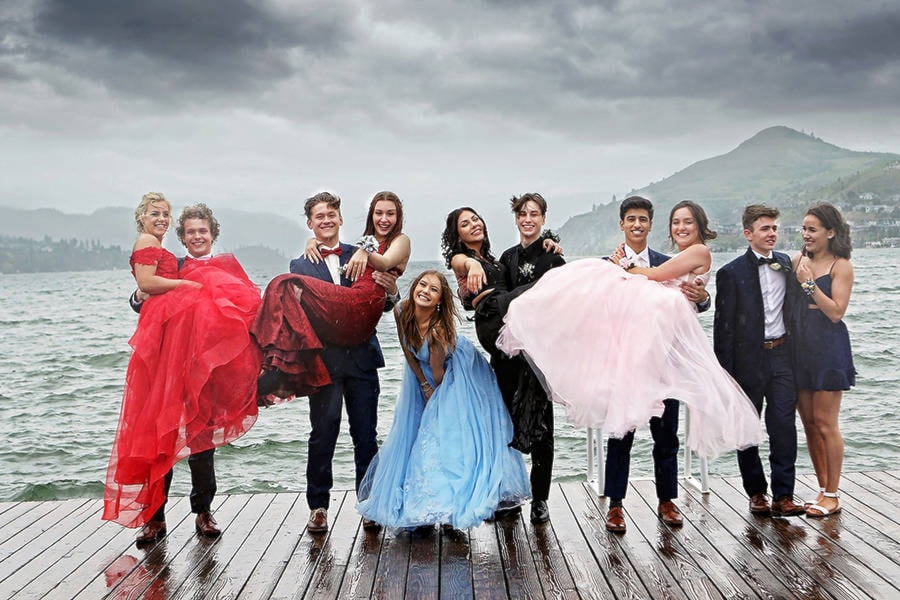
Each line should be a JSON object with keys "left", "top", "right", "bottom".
{"left": 254, "top": 192, "right": 410, "bottom": 401}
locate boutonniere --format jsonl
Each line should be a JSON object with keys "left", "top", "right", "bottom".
{"left": 519, "top": 262, "right": 535, "bottom": 279}
{"left": 768, "top": 262, "right": 784, "bottom": 272}
{"left": 618, "top": 256, "right": 637, "bottom": 270}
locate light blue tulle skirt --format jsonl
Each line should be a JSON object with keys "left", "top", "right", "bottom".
{"left": 357, "top": 335, "right": 530, "bottom": 529}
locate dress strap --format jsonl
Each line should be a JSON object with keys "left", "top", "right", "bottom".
{"left": 828, "top": 259, "right": 838, "bottom": 276}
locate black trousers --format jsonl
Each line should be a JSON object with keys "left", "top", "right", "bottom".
{"left": 151, "top": 448, "right": 216, "bottom": 522}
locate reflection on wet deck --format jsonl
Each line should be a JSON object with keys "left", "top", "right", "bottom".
{"left": 1, "top": 471, "right": 898, "bottom": 598}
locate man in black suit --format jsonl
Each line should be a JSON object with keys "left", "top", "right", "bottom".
{"left": 128, "top": 203, "right": 225, "bottom": 543}
{"left": 289, "top": 192, "right": 398, "bottom": 534}
{"left": 603, "top": 196, "right": 711, "bottom": 533}
{"left": 713, "top": 204, "right": 805, "bottom": 517}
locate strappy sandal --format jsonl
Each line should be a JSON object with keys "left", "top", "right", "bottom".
{"left": 806, "top": 491, "right": 841, "bottom": 517}
{"left": 803, "top": 487, "right": 825, "bottom": 509}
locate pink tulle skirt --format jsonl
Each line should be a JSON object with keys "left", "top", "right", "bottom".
{"left": 496, "top": 258, "right": 761, "bottom": 458}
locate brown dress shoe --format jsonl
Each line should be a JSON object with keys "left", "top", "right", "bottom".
{"left": 771, "top": 496, "right": 806, "bottom": 516}
{"left": 195, "top": 512, "right": 221, "bottom": 537}
{"left": 307, "top": 508, "right": 328, "bottom": 533}
{"left": 749, "top": 493, "right": 771, "bottom": 515}
{"left": 657, "top": 501, "right": 684, "bottom": 526}
{"left": 135, "top": 520, "right": 167, "bottom": 545}
{"left": 605, "top": 506, "right": 626, "bottom": 533}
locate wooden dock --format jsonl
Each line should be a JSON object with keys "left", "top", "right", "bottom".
{"left": 1, "top": 471, "right": 898, "bottom": 599}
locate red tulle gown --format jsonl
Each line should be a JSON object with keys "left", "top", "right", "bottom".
{"left": 103, "top": 248, "right": 262, "bottom": 528}
{"left": 251, "top": 257, "right": 391, "bottom": 398}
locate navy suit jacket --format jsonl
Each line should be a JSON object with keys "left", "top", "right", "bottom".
{"left": 713, "top": 247, "right": 797, "bottom": 393}
{"left": 289, "top": 242, "right": 385, "bottom": 377}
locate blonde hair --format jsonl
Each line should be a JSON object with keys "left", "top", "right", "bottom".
{"left": 134, "top": 192, "right": 171, "bottom": 233}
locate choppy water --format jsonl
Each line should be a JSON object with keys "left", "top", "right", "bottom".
{"left": 1, "top": 251, "right": 897, "bottom": 503}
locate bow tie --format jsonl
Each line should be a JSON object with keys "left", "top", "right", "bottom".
{"left": 320, "top": 247, "right": 342, "bottom": 258}
{"left": 757, "top": 256, "right": 778, "bottom": 265}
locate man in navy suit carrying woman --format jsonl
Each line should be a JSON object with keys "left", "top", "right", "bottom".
{"left": 603, "top": 196, "right": 711, "bottom": 533}
{"left": 714, "top": 204, "right": 805, "bottom": 517}
{"left": 282, "top": 192, "right": 399, "bottom": 533}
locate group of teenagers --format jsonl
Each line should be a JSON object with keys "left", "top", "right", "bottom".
{"left": 102, "top": 188, "right": 855, "bottom": 546}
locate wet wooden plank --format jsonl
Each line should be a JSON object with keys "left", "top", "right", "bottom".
{"left": 546, "top": 484, "right": 616, "bottom": 599}
{"left": 680, "top": 479, "right": 815, "bottom": 599}
{"left": 825, "top": 473, "right": 900, "bottom": 563}
{"left": 0, "top": 500, "right": 47, "bottom": 533}
{"left": 0, "top": 498, "right": 93, "bottom": 587}
{"left": 371, "top": 525, "right": 412, "bottom": 598}
{"left": 0, "top": 498, "right": 108, "bottom": 599}
{"left": 494, "top": 512, "right": 543, "bottom": 599}
{"left": 470, "top": 518, "right": 505, "bottom": 600}
{"left": 719, "top": 476, "right": 895, "bottom": 599}
{"left": 267, "top": 492, "right": 346, "bottom": 599}
{"left": 336, "top": 508, "right": 383, "bottom": 600}
{"left": 234, "top": 492, "right": 304, "bottom": 599}
{"left": 166, "top": 493, "right": 279, "bottom": 599}
{"left": 407, "top": 522, "right": 440, "bottom": 599}
{"left": 77, "top": 497, "right": 199, "bottom": 600}
{"left": 59, "top": 496, "right": 190, "bottom": 600}
{"left": 567, "top": 482, "right": 651, "bottom": 599}
{"left": 863, "top": 470, "right": 900, "bottom": 495}
{"left": 304, "top": 491, "right": 366, "bottom": 599}
{"left": 521, "top": 499, "right": 580, "bottom": 599}
{"left": 584, "top": 483, "right": 690, "bottom": 600}
{"left": 630, "top": 478, "right": 745, "bottom": 600}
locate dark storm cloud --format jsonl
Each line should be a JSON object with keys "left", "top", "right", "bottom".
{"left": 3, "top": 0, "right": 898, "bottom": 139}
{"left": 28, "top": 0, "right": 355, "bottom": 96}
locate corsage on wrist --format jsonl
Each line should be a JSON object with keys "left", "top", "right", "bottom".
{"left": 618, "top": 256, "right": 637, "bottom": 271}
{"left": 356, "top": 234, "right": 378, "bottom": 254}
{"left": 801, "top": 278, "right": 816, "bottom": 296}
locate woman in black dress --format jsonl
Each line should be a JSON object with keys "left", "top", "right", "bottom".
{"left": 441, "top": 200, "right": 563, "bottom": 523}
{"left": 792, "top": 202, "right": 855, "bottom": 517}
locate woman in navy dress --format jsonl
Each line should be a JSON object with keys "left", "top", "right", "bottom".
{"left": 792, "top": 202, "right": 855, "bottom": 517}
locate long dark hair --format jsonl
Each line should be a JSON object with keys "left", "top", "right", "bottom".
{"left": 805, "top": 202, "right": 852, "bottom": 259}
{"left": 396, "top": 270, "right": 458, "bottom": 354}
{"left": 440, "top": 206, "right": 495, "bottom": 268}
{"left": 362, "top": 191, "right": 403, "bottom": 248}
{"left": 668, "top": 200, "right": 717, "bottom": 247}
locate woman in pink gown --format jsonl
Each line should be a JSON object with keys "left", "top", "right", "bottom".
{"left": 497, "top": 201, "right": 762, "bottom": 458}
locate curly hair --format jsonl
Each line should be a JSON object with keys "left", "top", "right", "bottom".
{"left": 176, "top": 203, "right": 220, "bottom": 243}
{"left": 440, "top": 207, "right": 494, "bottom": 268}
{"left": 363, "top": 191, "right": 403, "bottom": 248}
{"left": 668, "top": 200, "right": 717, "bottom": 247}
{"left": 134, "top": 192, "right": 171, "bottom": 234}
{"left": 805, "top": 202, "right": 852, "bottom": 259}
{"left": 396, "top": 270, "right": 459, "bottom": 355}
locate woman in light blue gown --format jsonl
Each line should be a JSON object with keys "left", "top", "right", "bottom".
{"left": 357, "top": 270, "right": 530, "bottom": 529}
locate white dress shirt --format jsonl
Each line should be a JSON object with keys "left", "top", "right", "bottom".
{"left": 624, "top": 244, "right": 650, "bottom": 267}
{"left": 754, "top": 251, "right": 787, "bottom": 339}
{"left": 320, "top": 245, "right": 342, "bottom": 284}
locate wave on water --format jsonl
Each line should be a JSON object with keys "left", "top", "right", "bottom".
{"left": 13, "top": 480, "right": 105, "bottom": 502}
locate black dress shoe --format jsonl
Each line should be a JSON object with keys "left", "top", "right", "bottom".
{"left": 530, "top": 500, "right": 550, "bottom": 524}
{"left": 136, "top": 520, "right": 167, "bottom": 545}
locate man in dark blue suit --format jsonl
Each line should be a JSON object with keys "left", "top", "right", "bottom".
{"left": 603, "top": 196, "right": 711, "bottom": 533}
{"left": 714, "top": 204, "right": 805, "bottom": 517}
{"left": 290, "top": 192, "right": 399, "bottom": 534}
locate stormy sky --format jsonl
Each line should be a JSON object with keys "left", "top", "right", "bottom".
{"left": 2, "top": 0, "right": 899, "bottom": 256}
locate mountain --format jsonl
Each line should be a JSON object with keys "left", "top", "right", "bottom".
{"left": 0, "top": 206, "right": 305, "bottom": 261}
{"left": 557, "top": 126, "right": 900, "bottom": 253}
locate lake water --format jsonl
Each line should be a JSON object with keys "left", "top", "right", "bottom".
{"left": 0, "top": 250, "right": 897, "bottom": 503}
